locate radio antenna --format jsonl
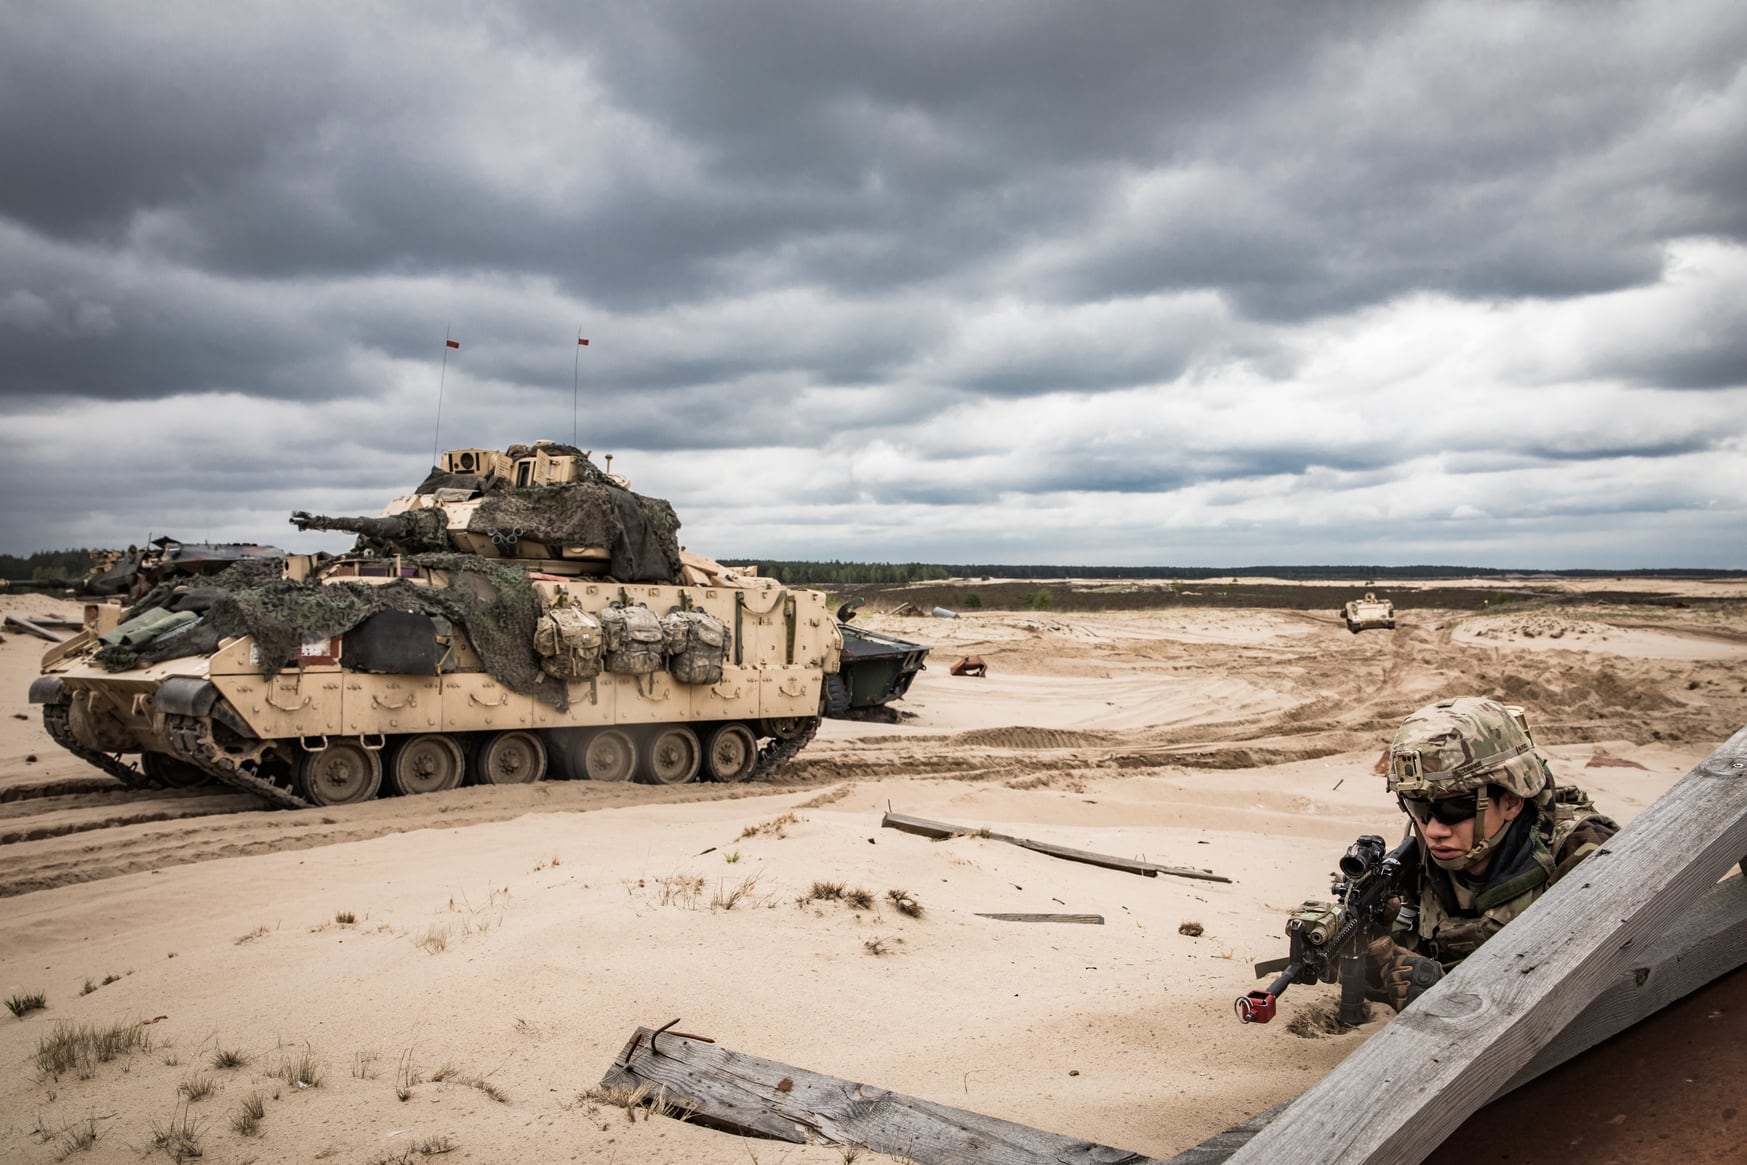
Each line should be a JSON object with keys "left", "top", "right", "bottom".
{"left": 432, "top": 326, "right": 460, "bottom": 467}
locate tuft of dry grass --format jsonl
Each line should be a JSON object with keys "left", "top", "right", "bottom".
{"left": 353, "top": 1049, "right": 381, "bottom": 1079}
{"left": 863, "top": 937, "right": 890, "bottom": 956}
{"left": 210, "top": 1046, "right": 249, "bottom": 1070}
{"left": 334, "top": 910, "right": 357, "bottom": 925}
{"left": 396, "top": 1048, "right": 423, "bottom": 1101}
{"left": 805, "top": 880, "right": 845, "bottom": 902}
{"left": 7, "top": 990, "right": 47, "bottom": 1017}
{"left": 229, "top": 1091, "right": 266, "bottom": 1137}
{"left": 886, "top": 889, "right": 924, "bottom": 918}
{"left": 273, "top": 1047, "right": 324, "bottom": 1089}
{"left": 33, "top": 1019, "right": 152, "bottom": 1080}
{"left": 579, "top": 1082, "right": 695, "bottom": 1124}
{"left": 53, "top": 1115, "right": 100, "bottom": 1159}
{"left": 845, "top": 887, "right": 875, "bottom": 911}
{"left": 429, "top": 1061, "right": 509, "bottom": 1102}
{"left": 1178, "top": 920, "right": 1205, "bottom": 937}
{"left": 178, "top": 1071, "right": 217, "bottom": 1101}
{"left": 233, "top": 925, "right": 271, "bottom": 945}
{"left": 737, "top": 811, "right": 801, "bottom": 840}
{"left": 148, "top": 1103, "right": 204, "bottom": 1161}
{"left": 414, "top": 924, "right": 450, "bottom": 954}
{"left": 710, "top": 872, "right": 765, "bottom": 911}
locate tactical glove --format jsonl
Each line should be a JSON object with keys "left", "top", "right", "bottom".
{"left": 1363, "top": 935, "right": 1444, "bottom": 1013}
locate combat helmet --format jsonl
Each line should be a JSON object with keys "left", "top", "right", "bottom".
{"left": 1386, "top": 697, "right": 1551, "bottom": 870}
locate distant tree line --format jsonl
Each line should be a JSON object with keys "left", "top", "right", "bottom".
{"left": 733, "top": 560, "right": 1747, "bottom": 586}
{"left": 0, "top": 549, "right": 95, "bottom": 584}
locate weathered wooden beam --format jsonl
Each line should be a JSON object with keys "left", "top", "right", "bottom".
{"left": 881, "top": 810, "right": 1230, "bottom": 883}
{"left": 1168, "top": 872, "right": 1747, "bottom": 1163}
{"left": 974, "top": 912, "right": 1105, "bottom": 924}
{"left": 3, "top": 615, "right": 66, "bottom": 643}
{"left": 601, "top": 1025, "right": 1168, "bottom": 1164}
{"left": 1222, "top": 723, "right": 1747, "bottom": 1165}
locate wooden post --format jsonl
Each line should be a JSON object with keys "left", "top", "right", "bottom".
{"left": 882, "top": 810, "right": 1229, "bottom": 883}
{"left": 601, "top": 1025, "right": 1170, "bottom": 1164}
{"left": 1223, "top": 724, "right": 1747, "bottom": 1165}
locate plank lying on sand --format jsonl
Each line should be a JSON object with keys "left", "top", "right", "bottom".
{"left": 974, "top": 912, "right": 1105, "bottom": 924}
{"left": 881, "top": 810, "right": 1230, "bottom": 883}
{"left": 3, "top": 615, "right": 67, "bottom": 643}
{"left": 601, "top": 1024, "right": 1168, "bottom": 1164}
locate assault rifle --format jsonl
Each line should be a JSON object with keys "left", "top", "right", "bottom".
{"left": 1235, "top": 833, "right": 1419, "bottom": 1026}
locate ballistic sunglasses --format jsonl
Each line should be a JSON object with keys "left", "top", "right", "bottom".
{"left": 1399, "top": 793, "right": 1481, "bottom": 827}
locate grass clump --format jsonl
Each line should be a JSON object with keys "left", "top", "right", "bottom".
{"left": 710, "top": 872, "right": 765, "bottom": 911}
{"left": 429, "top": 1061, "right": 508, "bottom": 1103}
{"left": 886, "top": 889, "right": 924, "bottom": 918}
{"left": 54, "top": 1115, "right": 100, "bottom": 1158}
{"left": 273, "top": 1047, "right": 324, "bottom": 1089}
{"left": 34, "top": 1018, "right": 152, "bottom": 1080}
{"left": 233, "top": 925, "right": 271, "bottom": 945}
{"left": 414, "top": 924, "right": 450, "bottom": 954}
{"left": 7, "top": 990, "right": 47, "bottom": 1018}
{"left": 334, "top": 910, "right": 357, "bottom": 925}
{"left": 147, "top": 1103, "right": 204, "bottom": 1161}
{"left": 845, "top": 887, "right": 875, "bottom": 911}
{"left": 210, "top": 1046, "right": 249, "bottom": 1070}
{"left": 737, "top": 812, "right": 801, "bottom": 840}
{"left": 579, "top": 1082, "right": 695, "bottom": 1124}
{"left": 178, "top": 1071, "right": 217, "bottom": 1101}
{"left": 805, "top": 880, "right": 845, "bottom": 902}
{"left": 396, "top": 1048, "right": 423, "bottom": 1101}
{"left": 230, "top": 1091, "right": 266, "bottom": 1136}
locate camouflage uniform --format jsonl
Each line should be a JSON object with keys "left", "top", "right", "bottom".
{"left": 1364, "top": 697, "right": 1618, "bottom": 1012}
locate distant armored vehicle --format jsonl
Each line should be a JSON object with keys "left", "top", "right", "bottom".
{"left": 1342, "top": 592, "right": 1396, "bottom": 633}
{"left": 32, "top": 441, "right": 907, "bottom": 808}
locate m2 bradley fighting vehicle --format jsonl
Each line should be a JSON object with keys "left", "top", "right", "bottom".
{"left": 31, "top": 442, "right": 865, "bottom": 809}
{"left": 1341, "top": 591, "right": 1397, "bottom": 633}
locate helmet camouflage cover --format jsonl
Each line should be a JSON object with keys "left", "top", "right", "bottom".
{"left": 1386, "top": 697, "right": 1548, "bottom": 801}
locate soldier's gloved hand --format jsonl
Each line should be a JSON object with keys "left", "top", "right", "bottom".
{"left": 1363, "top": 935, "right": 1444, "bottom": 1013}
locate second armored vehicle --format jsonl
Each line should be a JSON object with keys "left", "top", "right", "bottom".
{"left": 1341, "top": 592, "right": 1397, "bottom": 633}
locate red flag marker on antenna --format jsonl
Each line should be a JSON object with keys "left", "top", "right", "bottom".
{"left": 578, "top": 337, "right": 589, "bottom": 346}
{"left": 446, "top": 339, "right": 460, "bottom": 349}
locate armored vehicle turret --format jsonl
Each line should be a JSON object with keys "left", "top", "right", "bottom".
{"left": 32, "top": 442, "right": 859, "bottom": 808}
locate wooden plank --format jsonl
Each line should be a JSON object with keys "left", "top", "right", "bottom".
{"left": 1223, "top": 723, "right": 1747, "bottom": 1165}
{"left": 1168, "top": 872, "right": 1747, "bottom": 1163}
{"left": 881, "top": 810, "right": 1230, "bottom": 883}
{"left": 601, "top": 1025, "right": 1169, "bottom": 1164}
{"left": 974, "top": 912, "right": 1105, "bottom": 924}
{"left": 3, "top": 615, "right": 67, "bottom": 643}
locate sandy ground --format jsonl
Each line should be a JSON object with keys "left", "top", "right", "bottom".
{"left": 1, "top": 584, "right": 1744, "bottom": 1164}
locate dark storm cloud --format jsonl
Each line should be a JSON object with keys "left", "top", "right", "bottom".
{"left": 3, "top": 1, "right": 1745, "bottom": 563}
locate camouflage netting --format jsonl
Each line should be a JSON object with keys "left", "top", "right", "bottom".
{"left": 96, "top": 554, "right": 568, "bottom": 710}
{"left": 469, "top": 482, "right": 681, "bottom": 583}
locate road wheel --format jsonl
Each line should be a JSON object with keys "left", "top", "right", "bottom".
{"left": 142, "top": 751, "right": 214, "bottom": 789}
{"left": 474, "top": 730, "right": 546, "bottom": 785}
{"left": 764, "top": 716, "right": 809, "bottom": 740}
{"left": 579, "top": 729, "right": 636, "bottom": 782}
{"left": 294, "top": 740, "right": 383, "bottom": 806}
{"left": 387, "top": 733, "right": 465, "bottom": 795}
{"left": 703, "top": 723, "right": 757, "bottom": 783}
{"left": 639, "top": 725, "right": 701, "bottom": 785}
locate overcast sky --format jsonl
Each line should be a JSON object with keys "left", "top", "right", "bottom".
{"left": 4, "top": 1, "right": 1744, "bottom": 569}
